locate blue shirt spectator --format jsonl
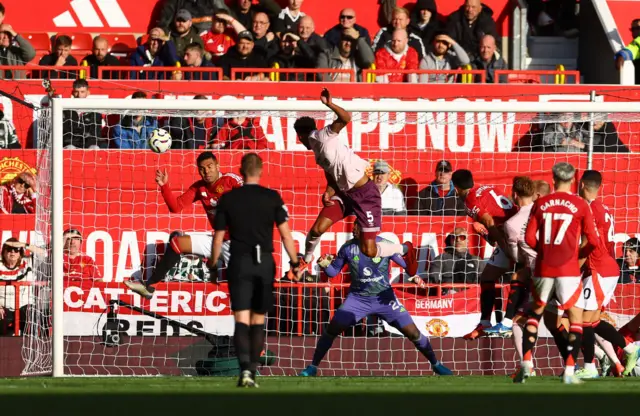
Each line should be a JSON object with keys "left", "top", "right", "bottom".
{"left": 130, "top": 28, "right": 179, "bottom": 79}
{"left": 112, "top": 116, "right": 157, "bottom": 149}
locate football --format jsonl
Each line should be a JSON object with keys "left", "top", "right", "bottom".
{"left": 148, "top": 128, "right": 172, "bottom": 153}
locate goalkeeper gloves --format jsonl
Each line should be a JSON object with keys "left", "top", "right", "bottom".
{"left": 317, "top": 254, "right": 335, "bottom": 268}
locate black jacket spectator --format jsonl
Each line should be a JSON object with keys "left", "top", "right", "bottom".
{"left": 578, "top": 121, "right": 630, "bottom": 153}
{"left": 324, "top": 23, "right": 371, "bottom": 48}
{"left": 231, "top": 0, "right": 281, "bottom": 31}
{"left": 413, "top": 181, "right": 465, "bottom": 216}
{"left": 35, "top": 54, "right": 78, "bottom": 79}
{"left": 158, "top": 0, "right": 230, "bottom": 34}
{"left": 302, "top": 33, "right": 329, "bottom": 60}
{"left": 253, "top": 35, "right": 279, "bottom": 61}
{"left": 410, "top": 0, "right": 442, "bottom": 45}
{"left": 372, "top": 26, "right": 427, "bottom": 60}
{"left": 183, "top": 59, "right": 219, "bottom": 80}
{"left": 269, "top": 35, "right": 316, "bottom": 81}
{"left": 428, "top": 246, "right": 480, "bottom": 286}
{"left": 446, "top": 3, "right": 499, "bottom": 57}
{"left": 62, "top": 110, "right": 101, "bottom": 149}
{"left": 81, "top": 53, "right": 121, "bottom": 79}
{"left": 618, "top": 258, "right": 640, "bottom": 284}
{"left": 217, "top": 47, "right": 268, "bottom": 79}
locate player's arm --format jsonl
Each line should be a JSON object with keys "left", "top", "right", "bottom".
{"left": 274, "top": 195, "right": 301, "bottom": 278}
{"left": 503, "top": 221, "right": 519, "bottom": 262}
{"left": 579, "top": 208, "right": 599, "bottom": 259}
{"left": 321, "top": 88, "right": 351, "bottom": 134}
{"left": 478, "top": 212, "right": 513, "bottom": 261}
{"left": 211, "top": 197, "right": 229, "bottom": 267}
{"left": 156, "top": 169, "right": 199, "bottom": 213}
{"left": 525, "top": 203, "right": 540, "bottom": 250}
{"left": 320, "top": 246, "right": 347, "bottom": 277}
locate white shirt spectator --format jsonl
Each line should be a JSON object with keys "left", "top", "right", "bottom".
{"left": 372, "top": 159, "right": 406, "bottom": 214}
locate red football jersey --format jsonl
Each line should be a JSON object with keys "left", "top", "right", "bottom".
{"left": 64, "top": 254, "right": 102, "bottom": 281}
{"left": 160, "top": 172, "right": 243, "bottom": 228}
{"left": 525, "top": 191, "right": 599, "bottom": 278}
{"left": 464, "top": 185, "right": 518, "bottom": 227}
{"left": 586, "top": 199, "right": 620, "bottom": 277}
{"left": 201, "top": 32, "right": 235, "bottom": 60}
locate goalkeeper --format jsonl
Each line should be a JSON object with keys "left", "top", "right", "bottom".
{"left": 300, "top": 221, "right": 452, "bottom": 377}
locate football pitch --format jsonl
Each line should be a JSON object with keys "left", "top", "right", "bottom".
{"left": 1, "top": 376, "right": 640, "bottom": 415}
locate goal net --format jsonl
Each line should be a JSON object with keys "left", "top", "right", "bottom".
{"left": 24, "top": 97, "right": 640, "bottom": 377}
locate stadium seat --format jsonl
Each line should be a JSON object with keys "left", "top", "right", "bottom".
{"left": 22, "top": 32, "right": 51, "bottom": 52}
{"left": 502, "top": 72, "right": 541, "bottom": 84}
{"left": 99, "top": 34, "right": 137, "bottom": 52}
{"left": 55, "top": 33, "right": 94, "bottom": 52}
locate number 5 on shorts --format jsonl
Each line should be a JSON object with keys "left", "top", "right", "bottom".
{"left": 366, "top": 211, "right": 373, "bottom": 225}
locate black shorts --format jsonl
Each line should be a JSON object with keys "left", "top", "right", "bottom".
{"left": 227, "top": 253, "right": 275, "bottom": 314}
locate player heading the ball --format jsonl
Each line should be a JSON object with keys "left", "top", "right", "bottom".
{"left": 292, "top": 88, "right": 417, "bottom": 280}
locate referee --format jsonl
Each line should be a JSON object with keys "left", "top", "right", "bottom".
{"left": 211, "top": 153, "right": 300, "bottom": 388}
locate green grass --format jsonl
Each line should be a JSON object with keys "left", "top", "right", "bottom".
{"left": 1, "top": 376, "right": 639, "bottom": 415}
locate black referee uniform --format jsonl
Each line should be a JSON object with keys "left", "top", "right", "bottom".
{"left": 213, "top": 184, "right": 289, "bottom": 314}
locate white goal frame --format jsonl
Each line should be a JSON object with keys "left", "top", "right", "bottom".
{"left": 49, "top": 97, "right": 639, "bottom": 377}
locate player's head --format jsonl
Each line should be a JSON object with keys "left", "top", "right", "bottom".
{"left": 240, "top": 152, "right": 263, "bottom": 181}
{"left": 533, "top": 179, "right": 551, "bottom": 201}
{"left": 551, "top": 162, "right": 575, "bottom": 189}
{"left": 451, "top": 169, "right": 474, "bottom": 198}
{"left": 352, "top": 219, "right": 361, "bottom": 239}
{"left": 63, "top": 229, "right": 82, "bottom": 255}
{"left": 293, "top": 116, "right": 316, "bottom": 148}
{"left": 197, "top": 151, "right": 219, "bottom": 184}
{"left": 579, "top": 170, "right": 603, "bottom": 198}
{"left": 511, "top": 176, "right": 534, "bottom": 205}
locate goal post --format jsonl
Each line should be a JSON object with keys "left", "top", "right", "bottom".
{"left": 38, "top": 96, "right": 640, "bottom": 377}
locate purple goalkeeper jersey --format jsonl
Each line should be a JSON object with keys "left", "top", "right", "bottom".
{"left": 325, "top": 237, "right": 407, "bottom": 296}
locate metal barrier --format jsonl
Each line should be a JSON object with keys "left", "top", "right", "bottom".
{"left": 0, "top": 65, "right": 87, "bottom": 80}
{"left": 493, "top": 68, "right": 581, "bottom": 84}
{"left": 98, "top": 66, "right": 223, "bottom": 81}
{"left": 231, "top": 67, "right": 356, "bottom": 82}
{"left": 362, "top": 68, "right": 486, "bottom": 84}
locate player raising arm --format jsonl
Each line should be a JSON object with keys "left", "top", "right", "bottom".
{"left": 515, "top": 162, "right": 599, "bottom": 385}
{"left": 450, "top": 169, "right": 519, "bottom": 340}
{"left": 292, "top": 88, "right": 417, "bottom": 280}
{"left": 299, "top": 221, "right": 452, "bottom": 377}
{"left": 125, "top": 151, "right": 242, "bottom": 299}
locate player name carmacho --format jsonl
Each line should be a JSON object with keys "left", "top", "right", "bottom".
{"left": 415, "top": 298, "right": 454, "bottom": 310}
{"left": 538, "top": 198, "right": 579, "bottom": 213}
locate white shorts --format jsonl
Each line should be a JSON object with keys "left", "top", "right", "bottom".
{"left": 581, "top": 273, "right": 619, "bottom": 311}
{"left": 487, "top": 246, "right": 510, "bottom": 269}
{"left": 189, "top": 233, "right": 231, "bottom": 266}
{"left": 533, "top": 276, "right": 583, "bottom": 311}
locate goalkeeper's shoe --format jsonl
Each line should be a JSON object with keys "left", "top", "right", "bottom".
{"left": 483, "top": 322, "right": 513, "bottom": 338}
{"left": 433, "top": 362, "right": 453, "bottom": 376}
{"left": 623, "top": 345, "right": 640, "bottom": 376}
{"left": 237, "top": 370, "right": 258, "bottom": 388}
{"left": 300, "top": 365, "right": 317, "bottom": 377}
{"left": 575, "top": 367, "right": 600, "bottom": 379}
{"left": 402, "top": 242, "right": 418, "bottom": 277}
{"left": 463, "top": 323, "right": 490, "bottom": 340}
{"left": 513, "top": 365, "right": 533, "bottom": 384}
{"left": 562, "top": 374, "right": 584, "bottom": 385}
{"left": 124, "top": 280, "right": 154, "bottom": 300}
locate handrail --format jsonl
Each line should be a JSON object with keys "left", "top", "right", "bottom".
{"left": 98, "top": 66, "right": 223, "bottom": 80}
{"left": 362, "top": 68, "right": 486, "bottom": 83}
{"left": 230, "top": 67, "right": 356, "bottom": 82}
{"left": 0, "top": 65, "right": 88, "bottom": 79}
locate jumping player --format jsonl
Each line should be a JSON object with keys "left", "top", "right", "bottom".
{"left": 299, "top": 221, "right": 452, "bottom": 377}
{"left": 125, "top": 151, "right": 243, "bottom": 299}
{"left": 516, "top": 162, "right": 599, "bottom": 384}
{"left": 292, "top": 88, "right": 417, "bottom": 279}
{"left": 450, "top": 169, "right": 519, "bottom": 340}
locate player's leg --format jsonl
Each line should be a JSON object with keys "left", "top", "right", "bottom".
{"left": 464, "top": 258, "right": 508, "bottom": 340}
{"left": 300, "top": 294, "right": 367, "bottom": 376}
{"left": 543, "top": 303, "right": 570, "bottom": 361}
{"left": 554, "top": 276, "right": 585, "bottom": 384}
{"left": 486, "top": 267, "right": 531, "bottom": 337}
{"left": 575, "top": 273, "right": 602, "bottom": 379}
{"left": 595, "top": 334, "right": 623, "bottom": 376}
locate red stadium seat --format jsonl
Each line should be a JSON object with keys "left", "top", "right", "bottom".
{"left": 99, "top": 34, "right": 137, "bottom": 52}
{"left": 503, "top": 73, "right": 541, "bottom": 84}
{"left": 22, "top": 32, "right": 51, "bottom": 52}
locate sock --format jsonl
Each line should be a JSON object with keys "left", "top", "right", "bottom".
{"left": 565, "top": 323, "right": 583, "bottom": 373}
{"left": 312, "top": 333, "right": 336, "bottom": 367}
{"left": 234, "top": 322, "right": 251, "bottom": 372}
{"left": 513, "top": 323, "right": 524, "bottom": 362}
{"left": 249, "top": 324, "right": 265, "bottom": 374}
{"left": 594, "top": 319, "right": 628, "bottom": 350}
{"left": 504, "top": 281, "right": 527, "bottom": 320}
{"left": 551, "top": 324, "right": 570, "bottom": 361}
{"left": 480, "top": 281, "right": 496, "bottom": 322}
{"left": 376, "top": 242, "right": 405, "bottom": 258}
{"left": 494, "top": 288, "right": 503, "bottom": 323}
{"left": 584, "top": 362, "right": 597, "bottom": 371}
{"left": 413, "top": 334, "right": 438, "bottom": 365}
{"left": 594, "top": 344, "right": 605, "bottom": 361}
{"left": 304, "top": 232, "right": 321, "bottom": 263}
{"left": 582, "top": 323, "right": 596, "bottom": 366}
{"left": 596, "top": 335, "right": 621, "bottom": 364}
{"left": 521, "top": 316, "right": 540, "bottom": 363}
{"left": 503, "top": 318, "right": 514, "bottom": 327}
{"left": 146, "top": 237, "right": 182, "bottom": 287}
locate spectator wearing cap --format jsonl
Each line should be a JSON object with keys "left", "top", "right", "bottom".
{"left": 63, "top": 229, "right": 101, "bottom": 281}
{"left": 0, "top": 23, "right": 35, "bottom": 80}
{"left": 428, "top": 226, "right": 481, "bottom": 293}
{"left": 251, "top": 11, "right": 279, "bottom": 61}
{"left": 619, "top": 237, "right": 640, "bottom": 284}
{"left": 269, "top": 31, "right": 315, "bottom": 81}
{"left": 374, "top": 28, "right": 419, "bottom": 83}
{"left": 317, "top": 27, "right": 374, "bottom": 82}
{"left": 217, "top": 30, "right": 268, "bottom": 80}
{"left": 411, "top": 0, "right": 442, "bottom": 45}
{"left": 158, "top": 0, "right": 231, "bottom": 35}
{"left": 445, "top": 0, "right": 499, "bottom": 58}
{"left": 372, "top": 160, "right": 406, "bottom": 215}
{"left": 324, "top": 8, "right": 371, "bottom": 48}
{"left": 63, "top": 79, "right": 103, "bottom": 149}
{"left": 181, "top": 42, "right": 218, "bottom": 80}
{"left": 276, "top": 0, "right": 305, "bottom": 34}
{"left": 36, "top": 35, "right": 77, "bottom": 80}
{"left": 419, "top": 31, "right": 470, "bottom": 83}
{"left": 230, "top": 0, "right": 282, "bottom": 32}
{"left": 412, "top": 160, "right": 465, "bottom": 216}
{"left": 211, "top": 116, "right": 273, "bottom": 149}
{"left": 0, "top": 171, "right": 36, "bottom": 214}
{"left": 201, "top": 12, "right": 247, "bottom": 63}
{"left": 0, "top": 238, "right": 35, "bottom": 335}
{"left": 130, "top": 28, "right": 179, "bottom": 79}
{"left": 170, "top": 9, "right": 205, "bottom": 58}
{"left": 372, "top": 7, "right": 427, "bottom": 60}
{"left": 297, "top": 15, "right": 328, "bottom": 64}
{"left": 470, "top": 34, "right": 506, "bottom": 83}
{"left": 81, "top": 36, "right": 121, "bottom": 80}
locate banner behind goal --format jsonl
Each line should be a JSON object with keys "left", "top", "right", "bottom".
{"left": 25, "top": 98, "right": 640, "bottom": 376}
